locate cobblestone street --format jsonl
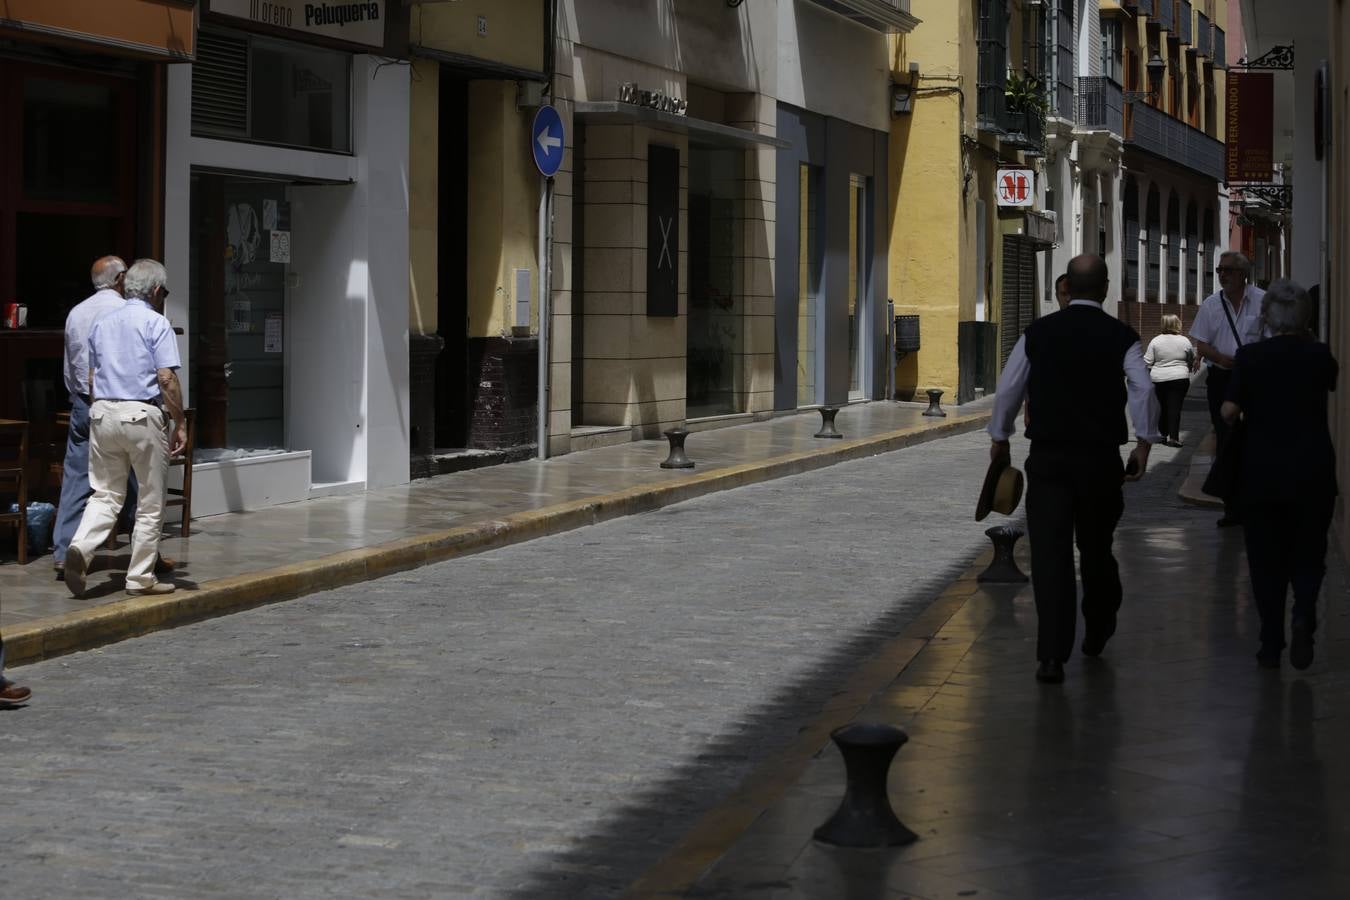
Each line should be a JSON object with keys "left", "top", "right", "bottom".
{"left": 0, "top": 426, "right": 1070, "bottom": 898}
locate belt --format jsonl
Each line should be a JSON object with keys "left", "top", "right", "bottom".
{"left": 100, "top": 397, "right": 163, "bottom": 407}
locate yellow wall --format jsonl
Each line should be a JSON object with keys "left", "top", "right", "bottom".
{"left": 410, "top": 0, "right": 544, "bottom": 75}
{"left": 409, "top": 59, "right": 439, "bottom": 335}
{"left": 887, "top": 0, "right": 976, "bottom": 399}
{"left": 466, "top": 81, "right": 541, "bottom": 339}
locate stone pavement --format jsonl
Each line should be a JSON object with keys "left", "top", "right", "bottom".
{"left": 0, "top": 422, "right": 1082, "bottom": 898}
{"left": 0, "top": 400, "right": 989, "bottom": 665}
{"left": 635, "top": 396, "right": 1350, "bottom": 900}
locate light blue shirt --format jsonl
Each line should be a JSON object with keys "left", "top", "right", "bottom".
{"left": 88, "top": 298, "right": 180, "bottom": 401}
{"left": 63, "top": 288, "right": 127, "bottom": 396}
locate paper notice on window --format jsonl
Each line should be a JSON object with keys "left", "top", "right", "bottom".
{"left": 228, "top": 299, "right": 251, "bottom": 333}
{"left": 263, "top": 199, "right": 278, "bottom": 231}
{"left": 270, "top": 230, "right": 291, "bottom": 264}
{"left": 264, "top": 313, "right": 283, "bottom": 353}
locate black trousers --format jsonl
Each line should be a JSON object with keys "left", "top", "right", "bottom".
{"left": 1243, "top": 496, "right": 1335, "bottom": 651}
{"left": 1026, "top": 443, "right": 1125, "bottom": 663}
{"left": 1154, "top": 378, "right": 1189, "bottom": 442}
{"left": 1205, "top": 367, "right": 1240, "bottom": 517}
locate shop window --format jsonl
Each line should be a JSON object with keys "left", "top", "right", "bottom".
{"left": 22, "top": 79, "right": 120, "bottom": 205}
{"left": 193, "top": 29, "right": 351, "bottom": 153}
{"left": 797, "top": 165, "right": 822, "bottom": 408}
{"left": 189, "top": 174, "right": 289, "bottom": 452}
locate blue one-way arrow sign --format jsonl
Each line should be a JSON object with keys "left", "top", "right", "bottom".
{"left": 531, "top": 104, "right": 565, "bottom": 178}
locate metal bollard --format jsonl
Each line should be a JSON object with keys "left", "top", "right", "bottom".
{"left": 978, "top": 525, "right": 1029, "bottom": 583}
{"left": 922, "top": 388, "right": 946, "bottom": 418}
{"left": 814, "top": 405, "right": 844, "bottom": 439}
{"left": 813, "top": 722, "right": 918, "bottom": 848}
{"left": 660, "top": 428, "right": 695, "bottom": 469}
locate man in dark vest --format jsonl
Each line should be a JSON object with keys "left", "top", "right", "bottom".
{"left": 988, "top": 254, "right": 1161, "bottom": 684}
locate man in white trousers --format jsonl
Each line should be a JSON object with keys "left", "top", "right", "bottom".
{"left": 64, "top": 259, "right": 186, "bottom": 598}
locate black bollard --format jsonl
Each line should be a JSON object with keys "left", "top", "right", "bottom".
{"left": 922, "top": 388, "right": 946, "bottom": 418}
{"left": 978, "top": 525, "right": 1029, "bottom": 583}
{"left": 814, "top": 405, "right": 844, "bottom": 439}
{"left": 660, "top": 428, "right": 695, "bottom": 469}
{"left": 813, "top": 722, "right": 918, "bottom": 848}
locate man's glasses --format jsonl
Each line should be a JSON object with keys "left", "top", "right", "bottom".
{"left": 1215, "top": 266, "right": 1242, "bottom": 274}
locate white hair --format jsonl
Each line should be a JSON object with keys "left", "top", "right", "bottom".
{"left": 1219, "top": 250, "right": 1252, "bottom": 274}
{"left": 1262, "top": 279, "right": 1311, "bottom": 335}
{"left": 122, "top": 259, "right": 168, "bottom": 301}
{"left": 91, "top": 257, "right": 126, "bottom": 289}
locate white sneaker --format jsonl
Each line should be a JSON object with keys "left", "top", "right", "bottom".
{"left": 125, "top": 581, "right": 176, "bottom": 597}
{"left": 64, "top": 546, "right": 88, "bottom": 598}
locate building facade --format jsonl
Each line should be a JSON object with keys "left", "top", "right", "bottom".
{"left": 0, "top": 0, "right": 196, "bottom": 505}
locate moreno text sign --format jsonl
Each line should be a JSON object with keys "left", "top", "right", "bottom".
{"left": 208, "top": 0, "right": 386, "bottom": 49}
{"left": 1226, "top": 72, "right": 1274, "bottom": 183}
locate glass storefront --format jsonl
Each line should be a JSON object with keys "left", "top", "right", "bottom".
{"left": 188, "top": 175, "right": 288, "bottom": 452}
{"left": 797, "top": 164, "right": 822, "bottom": 408}
{"left": 686, "top": 147, "right": 744, "bottom": 418}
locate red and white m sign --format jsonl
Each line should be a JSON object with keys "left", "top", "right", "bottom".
{"left": 996, "top": 169, "right": 1034, "bottom": 207}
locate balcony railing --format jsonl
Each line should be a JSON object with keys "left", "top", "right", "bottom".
{"left": 1213, "top": 26, "right": 1226, "bottom": 68}
{"left": 1196, "top": 12, "right": 1211, "bottom": 56}
{"left": 999, "top": 106, "right": 1045, "bottom": 152}
{"left": 1175, "top": 1, "right": 1192, "bottom": 45}
{"left": 1126, "top": 100, "right": 1224, "bottom": 181}
{"left": 1077, "top": 77, "right": 1124, "bottom": 137}
{"left": 1157, "top": 0, "right": 1173, "bottom": 32}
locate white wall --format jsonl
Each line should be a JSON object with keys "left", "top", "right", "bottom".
{"left": 777, "top": 1, "right": 890, "bottom": 132}
{"left": 162, "top": 55, "right": 409, "bottom": 496}
{"left": 560, "top": 0, "right": 775, "bottom": 98}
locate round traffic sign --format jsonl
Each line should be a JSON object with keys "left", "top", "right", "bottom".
{"left": 531, "top": 104, "right": 565, "bottom": 178}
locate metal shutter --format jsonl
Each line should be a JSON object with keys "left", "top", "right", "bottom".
{"left": 191, "top": 31, "right": 248, "bottom": 137}
{"left": 1000, "top": 235, "right": 1037, "bottom": 367}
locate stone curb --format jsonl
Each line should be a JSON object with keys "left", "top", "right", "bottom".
{"left": 6, "top": 412, "right": 992, "bottom": 668}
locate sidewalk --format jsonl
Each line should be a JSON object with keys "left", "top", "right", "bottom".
{"left": 0, "top": 399, "right": 990, "bottom": 667}
{"left": 628, "top": 402, "right": 1350, "bottom": 899}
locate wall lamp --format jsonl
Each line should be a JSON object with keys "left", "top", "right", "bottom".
{"left": 1123, "top": 53, "right": 1167, "bottom": 103}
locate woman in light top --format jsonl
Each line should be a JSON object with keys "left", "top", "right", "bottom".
{"left": 1143, "top": 314, "right": 1196, "bottom": 447}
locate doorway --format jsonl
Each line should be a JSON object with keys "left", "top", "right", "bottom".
{"left": 435, "top": 71, "right": 470, "bottom": 448}
{"left": 687, "top": 147, "right": 743, "bottom": 418}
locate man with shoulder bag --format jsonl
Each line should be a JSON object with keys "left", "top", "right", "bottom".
{"left": 1190, "top": 251, "right": 1266, "bottom": 526}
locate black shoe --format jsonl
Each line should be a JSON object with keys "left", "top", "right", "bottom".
{"left": 1036, "top": 660, "right": 1065, "bottom": 684}
{"left": 53, "top": 563, "right": 64, "bottom": 582}
{"left": 1290, "top": 619, "right": 1315, "bottom": 671}
{"left": 1082, "top": 633, "right": 1109, "bottom": 658}
{"left": 1256, "top": 648, "right": 1281, "bottom": 669}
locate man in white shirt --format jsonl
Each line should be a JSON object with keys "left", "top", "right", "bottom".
{"left": 989, "top": 254, "right": 1159, "bottom": 685}
{"left": 1190, "top": 251, "right": 1266, "bottom": 527}
{"left": 52, "top": 256, "right": 131, "bottom": 574}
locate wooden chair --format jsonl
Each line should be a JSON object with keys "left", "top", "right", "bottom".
{"left": 165, "top": 408, "right": 195, "bottom": 537}
{"left": 0, "top": 419, "right": 30, "bottom": 564}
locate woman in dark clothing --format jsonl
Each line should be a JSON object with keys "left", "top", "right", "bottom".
{"left": 1222, "top": 279, "right": 1339, "bottom": 670}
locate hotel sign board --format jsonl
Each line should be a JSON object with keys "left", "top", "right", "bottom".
{"left": 996, "top": 169, "right": 1034, "bottom": 207}
{"left": 1226, "top": 72, "right": 1274, "bottom": 183}
{"left": 207, "top": 0, "right": 386, "bottom": 49}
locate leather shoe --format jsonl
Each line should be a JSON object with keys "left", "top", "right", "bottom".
{"left": 1290, "top": 619, "right": 1315, "bottom": 671}
{"left": 154, "top": 554, "right": 176, "bottom": 575}
{"left": 0, "top": 680, "right": 32, "bottom": 708}
{"left": 1036, "top": 660, "right": 1065, "bottom": 684}
{"left": 1082, "top": 633, "right": 1109, "bottom": 658}
{"left": 125, "top": 581, "right": 175, "bottom": 597}
{"left": 64, "top": 546, "right": 88, "bottom": 598}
